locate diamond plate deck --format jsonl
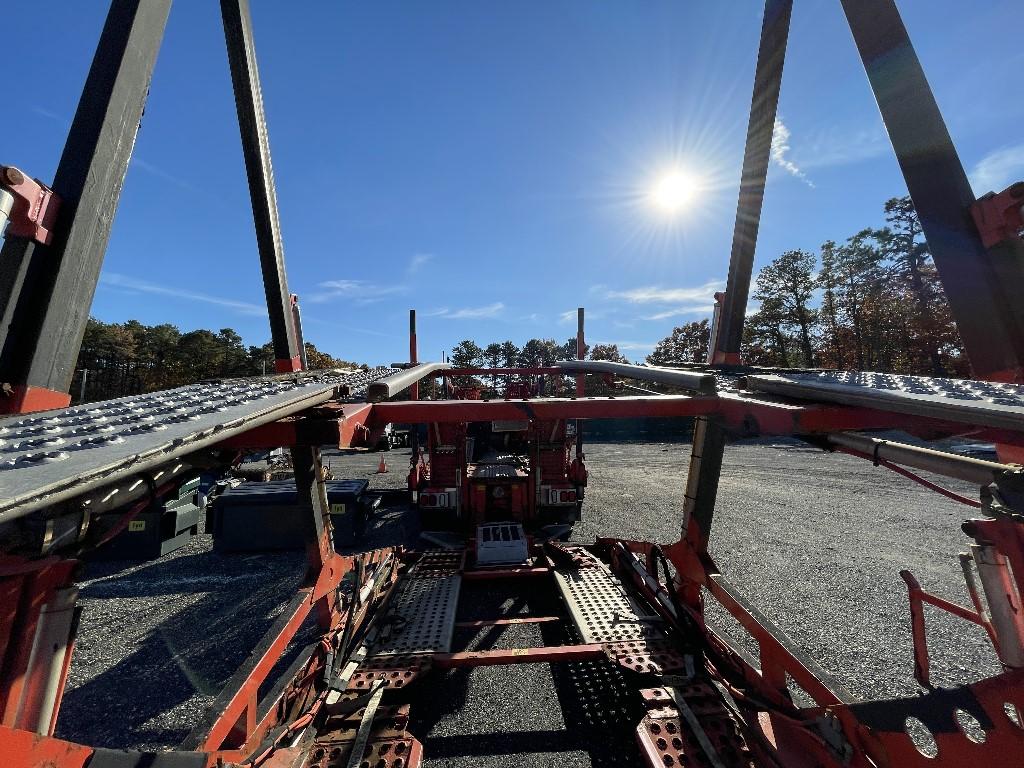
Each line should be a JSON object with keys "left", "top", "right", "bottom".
{"left": 0, "top": 367, "right": 401, "bottom": 521}
{"left": 553, "top": 548, "right": 664, "bottom": 643}
{"left": 370, "top": 573, "right": 461, "bottom": 655}
{"left": 744, "top": 371, "right": 1024, "bottom": 431}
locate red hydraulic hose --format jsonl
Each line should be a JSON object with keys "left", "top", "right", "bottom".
{"left": 839, "top": 448, "right": 982, "bottom": 508}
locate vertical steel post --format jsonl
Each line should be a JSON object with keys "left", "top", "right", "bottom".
{"left": 409, "top": 309, "right": 419, "bottom": 401}
{"left": 575, "top": 307, "right": 585, "bottom": 396}
{"left": 576, "top": 307, "right": 585, "bottom": 458}
{"left": 681, "top": 0, "right": 793, "bottom": 551}
{"left": 0, "top": 0, "right": 172, "bottom": 413}
{"left": 221, "top": 0, "right": 302, "bottom": 373}
{"left": 841, "top": 0, "right": 1024, "bottom": 383}
{"left": 409, "top": 309, "right": 420, "bottom": 474}
{"left": 290, "top": 295, "right": 307, "bottom": 370}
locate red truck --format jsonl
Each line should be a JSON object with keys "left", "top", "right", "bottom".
{"left": 409, "top": 375, "right": 587, "bottom": 531}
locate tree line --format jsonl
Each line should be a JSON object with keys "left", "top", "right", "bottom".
{"left": 649, "top": 196, "right": 967, "bottom": 376}
{"left": 72, "top": 318, "right": 363, "bottom": 402}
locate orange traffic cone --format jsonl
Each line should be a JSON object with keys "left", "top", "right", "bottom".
{"left": 377, "top": 456, "right": 388, "bottom": 473}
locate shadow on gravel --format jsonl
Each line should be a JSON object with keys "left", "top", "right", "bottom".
{"left": 57, "top": 498, "right": 418, "bottom": 750}
{"left": 540, "top": 621, "right": 645, "bottom": 768}
{"left": 405, "top": 579, "right": 644, "bottom": 767}
{"left": 57, "top": 547, "right": 306, "bottom": 748}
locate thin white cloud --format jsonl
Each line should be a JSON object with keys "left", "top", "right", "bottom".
{"left": 301, "top": 315, "right": 396, "bottom": 339}
{"left": 448, "top": 302, "right": 505, "bottom": 319}
{"left": 770, "top": 118, "right": 814, "bottom": 188}
{"left": 100, "top": 272, "right": 265, "bottom": 315}
{"left": 604, "top": 280, "right": 723, "bottom": 305}
{"left": 307, "top": 279, "right": 405, "bottom": 303}
{"left": 643, "top": 306, "right": 714, "bottom": 321}
{"left": 798, "top": 124, "right": 888, "bottom": 170}
{"left": 559, "top": 308, "right": 605, "bottom": 325}
{"left": 407, "top": 253, "right": 433, "bottom": 274}
{"left": 132, "top": 158, "right": 200, "bottom": 192}
{"left": 970, "top": 144, "right": 1024, "bottom": 196}
{"left": 610, "top": 341, "right": 655, "bottom": 351}
{"left": 31, "top": 105, "right": 65, "bottom": 123}
{"left": 429, "top": 302, "right": 505, "bottom": 320}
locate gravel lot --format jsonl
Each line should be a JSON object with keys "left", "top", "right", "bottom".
{"left": 56, "top": 439, "right": 999, "bottom": 764}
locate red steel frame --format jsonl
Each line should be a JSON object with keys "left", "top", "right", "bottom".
{"left": 4, "top": 0, "right": 1024, "bottom": 765}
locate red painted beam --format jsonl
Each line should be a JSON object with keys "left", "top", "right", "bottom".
{"left": 218, "top": 403, "right": 375, "bottom": 449}
{"left": 433, "top": 643, "right": 605, "bottom": 668}
{"left": 716, "top": 393, "right": 906, "bottom": 435}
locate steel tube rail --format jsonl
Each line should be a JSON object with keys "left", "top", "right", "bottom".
{"left": 828, "top": 432, "right": 1014, "bottom": 486}
{"left": 553, "top": 360, "right": 716, "bottom": 394}
{"left": 366, "top": 362, "right": 451, "bottom": 402}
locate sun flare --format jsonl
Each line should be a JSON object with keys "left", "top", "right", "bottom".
{"left": 650, "top": 170, "right": 700, "bottom": 214}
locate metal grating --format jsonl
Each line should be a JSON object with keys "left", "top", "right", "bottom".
{"left": 744, "top": 370, "right": 1024, "bottom": 431}
{"left": 370, "top": 574, "right": 461, "bottom": 655}
{"left": 553, "top": 551, "right": 664, "bottom": 644}
{"left": 415, "top": 549, "right": 463, "bottom": 574}
{"left": 0, "top": 367, "right": 401, "bottom": 521}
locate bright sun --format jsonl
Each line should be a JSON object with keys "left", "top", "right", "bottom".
{"left": 650, "top": 170, "right": 699, "bottom": 214}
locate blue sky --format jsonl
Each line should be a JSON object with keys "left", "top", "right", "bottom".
{"left": 6, "top": 1, "right": 1022, "bottom": 364}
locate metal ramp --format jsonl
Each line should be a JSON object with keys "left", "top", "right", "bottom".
{"left": 370, "top": 564, "right": 461, "bottom": 656}
{"left": 552, "top": 547, "right": 665, "bottom": 644}
{"left": 0, "top": 367, "right": 399, "bottom": 520}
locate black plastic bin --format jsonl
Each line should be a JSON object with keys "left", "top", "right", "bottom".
{"left": 211, "top": 479, "right": 370, "bottom": 553}
{"left": 90, "top": 477, "right": 203, "bottom": 560}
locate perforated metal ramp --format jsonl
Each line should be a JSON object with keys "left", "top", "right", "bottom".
{"left": 744, "top": 370, "right": 1024, "bottom": 431}
{"left": 0, "top": 367, "right": 403, "bottom": 521}
{"left": 552, "top": 548, "right": 664, "bottom": 643}
{"left": 370, "top": 572, "right": 461, "bottom": 655}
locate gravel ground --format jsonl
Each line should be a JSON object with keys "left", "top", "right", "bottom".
{"left": 56, "top": 439, "right": 999, "bottom": 764}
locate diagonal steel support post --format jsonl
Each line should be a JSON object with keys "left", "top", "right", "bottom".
{"left": 681, "top": 0, "right": 793, "bottom": 553}
{"left": 0, "top": 0, "right": 172, "bottom": 413}
{"left": 291, "top": 442, "right": 336, "bottom": 629}
{"left": 221, "top": 0, "right": 302, "bottom": 373}
{"left": 841, "top": 0, "right": 1024, "bottom": 383}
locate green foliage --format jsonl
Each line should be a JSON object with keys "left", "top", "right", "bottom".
{"left": 735, "top": 196, "right": 965, "bottom": 374}
{"left": 518, "top": 338, "right": 561, "bottom": 368}
{"left": 647, "top": 196, "right": 966, "bottom": 376}
{"left": 560, "top": 336, "right": 590, "bottom": 360}
{"left": 646, "top": 321, "right": 710, "bottom": 366}
{"left": 450, "top": 339, "right": 484, "bottom": 368}
{"left": 751, "top": 249, "right": 818, "bottom": 366}
{"left": 590, "top": 343, "right": 629, "bottom": 363}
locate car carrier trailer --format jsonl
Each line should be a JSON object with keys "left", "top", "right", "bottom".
{"left": 2, "top": 1, "right": 1024, "bottom": 767}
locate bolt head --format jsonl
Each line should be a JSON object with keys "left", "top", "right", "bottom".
{"left": 1, "top": 166, "right": 25, "bottom": 186}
